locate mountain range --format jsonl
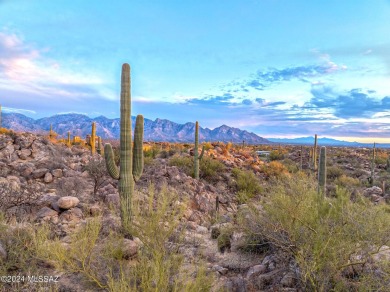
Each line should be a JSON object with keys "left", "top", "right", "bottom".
{"left": 267, "top": 137, "right": 389, "bottom": 148}
{"left": 1, "top": 113, "right": 270, "bottom": 144}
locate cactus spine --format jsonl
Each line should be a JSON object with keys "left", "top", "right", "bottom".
{"left": 104, "top": 63, "right": 144, "bottom": 231}
{"left": 318, "top": 146, "right": 327, "bottom": 196}
{"left": 313, "top": 134, "right": 318, "bottom": 170}
{"left": 91, "top": 122, "right": 96, "bottom": 154}
{"left": 194, "top": 121, "right": 205, "bottom": 180}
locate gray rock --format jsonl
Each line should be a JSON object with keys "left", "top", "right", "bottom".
{"left": 364, "top": 186, "right": 383, "bottom": 197}
{"left": 17, "top": 149, "right": 32, "bottom": 160}
{"left": 59, "top": 207, "right": 83, "bottom": 223}
{"left": 44, "top": 172, "right": 53, "bottom": 183}
{"left": 51, "top": 169, "right": 63, "bottom": 178}
{"left": 246, "top": 264, "right": 266, "bottom": 279}
{"left": 121, "top": 239, "right": 139, "bottom": 259}
{"left": 32, "top": 168, "right": 49, "bottom": 179}
{"left": 35, "top": 207, "right": 58, "bottom": 222}
{"left": 58, "top": 196, "right": 79, "bottom": 209}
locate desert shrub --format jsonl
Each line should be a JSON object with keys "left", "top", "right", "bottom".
{"left": 0, "top": 182, "right": 40, "bottom": 217}
{"left": 327, "top": 166, "right": 344, "bottom": 180}
{"left": 200, "top": 156, "right": 225, "bottom": 181}
{"left": 0, "top": 219, "right": 53, "bottom": 291}
{"left": 375, "top": 152, "right": 388, "bottom": 165}
{"left": 144, "top": 144, "right": 161, "bottom": 158}
{"left": 221, "top": 142, "right": 232, "bottom": 156}
{"left": 232, "top": 168, "right": 262, "bottom": 200}
{"left": 55, "top": 176, "right": 87, "bottom": 197}
{"left": 239, "top": 172, "right": 390, "bottom": 291}
{"left": 83, "top": 156, "right": 107, "bottom": 196}
{"left": 334, "top": 174, "right": 361, "bottom": 190}
{"left": 35, "top": 184, "right": 213, "bottom": 291}
{"left": 261, "top": 161, "right": 289, "bottom": 178}
{"left": 217, "top": 228, "right": 233, "bottom": 253}
{"left": 282, "top": 158, "right": 300, "bottom": 173}
{"left": 203, "top": 142, "right": 213, "bottom": 151}
{"left": 269, "top": 150, "right": 284, "bottom": 161}
{"left": 169, "top": 155, "right": 193, "bottom": 177}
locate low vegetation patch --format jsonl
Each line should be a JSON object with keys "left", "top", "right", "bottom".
{"left": 238, "top": 172, "right": 390, "bottom": 291}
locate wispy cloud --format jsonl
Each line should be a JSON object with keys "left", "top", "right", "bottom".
{"left": 0, "top": 31, "right": 115, "bottom": 102}
{"left": 306, "top": 85, "right": 390, "bottom": 119}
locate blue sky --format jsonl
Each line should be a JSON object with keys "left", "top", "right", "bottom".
{"left": 0, "top": 0, "right": 390, "bottom": 142}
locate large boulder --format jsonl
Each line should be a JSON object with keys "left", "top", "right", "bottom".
{"left": 57, "top": 196, "right": 80, "bottom": 209}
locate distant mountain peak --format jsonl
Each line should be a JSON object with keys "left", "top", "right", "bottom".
{"left": 2, "top": 113, "right": 271, "bottom": 144}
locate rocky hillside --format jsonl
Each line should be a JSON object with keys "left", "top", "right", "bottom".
{"left": 0, "top": 132, "right": 389, "bottom": 291}
{"left": 2, "top": 113, "right": 270, "bottom": 144}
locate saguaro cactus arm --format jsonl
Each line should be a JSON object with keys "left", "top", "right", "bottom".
{"left": 104, "top": 143, "right": 120, "bottom": 180}
{"left": 133, "top": 114, "right": 144, "bottom": 181}
{"left": 199, "top": 145, "right": 205, "bottom": 160}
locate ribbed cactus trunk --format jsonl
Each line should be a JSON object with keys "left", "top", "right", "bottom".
{"left": 369, "top": 143, "right": 376, "bottom": 186}
{"left": 104, "top": 63, "right": 144, "bottom": 232}
{"left": 49, "top": 124, "right": 53, "bottom": 139}
{"left": 318, "top": 146, "right": 326, "bottom": 196}
{"left": 313, "top": 134, "right": 318, "bottom": 170}
{"left": 300, "top": 145, "right": 303, "bottom": 171}
{"left": 194, "top": 121, "right": 205, "bottom": 180}
{"left": 91, "top": 122, "right": 96, "bottom": 154}
{"left": 97, "top": 136, "right": 104, "bottom": 155}
{"left": 67, "top": 131, "right": 71, "bottom": 146}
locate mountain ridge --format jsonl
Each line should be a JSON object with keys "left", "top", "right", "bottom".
{"left": 2, "top": 112, "right": 270, "bottom": 144}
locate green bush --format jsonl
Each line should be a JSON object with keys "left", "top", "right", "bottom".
{"left": 232, "top": 168, "right": 262, "bottom": 201}
{"left": 327, "top": 166, "right": 344, "bottom": 180}
{"left": 169, "top": 155, "right": 193, "bottom": 177}
{"left": 200, "top": 156, "right": 226, "bottom": 181}
{"left": 269, "top": 150, "right": 284, "bottom": 161}
{"left": 239, "top": 172, "right": 390, "bottom": 291}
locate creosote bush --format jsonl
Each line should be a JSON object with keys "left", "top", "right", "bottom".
{"left": 232, "top": 168, "right": 262, "bottom": 202}
{"left": 200, "top": 156, "right": 226, "bottom": 181}
{"left": 261, "top": 161, "right": 289, "bottom": 178}
{"left": 30, "top": 184, "right": 213, "bottom": 291}
{"left": 238, "top": 172, "right": 390, "bottom": 291}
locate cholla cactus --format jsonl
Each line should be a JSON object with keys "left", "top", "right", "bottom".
{"left": 318, "top": 146, "right": 326, "bottom": 196}
{"left": 194, "top": 121, "right": 205, "bottom": 180}
{"left": 104, "top": 63, "right": 144, "bottom": 231}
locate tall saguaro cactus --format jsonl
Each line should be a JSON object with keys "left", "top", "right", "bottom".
{"left": 104, "top": 63, "right": 144, "bottom": 231}
{"left": 313, "top": 134, "right": 318, "bottom": 170}
{"left": 369, "top": 142, "right": 376, "bottom": 186}
{"left": 318, "top": 146, "right": 327, "bottom": 196}
{"left": 49, "top": 124, "right": 53, "bottom": 139}
{"left": 91, "top": 122, "right": 96, "bottom": 154}
{"left": 67, "top": 131, "right": 71, "bottom": 147}
{"left": 194, "top": 121, "right": 205, "bottom": 180}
